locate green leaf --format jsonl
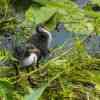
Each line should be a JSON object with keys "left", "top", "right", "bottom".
{"left": 0, "top": 79, "right": 13, "bottom": 100}
{"left": 25, "top": 6, "right": 56, "bottom": 24}
{"left": 25, "top": 85, "right": 47, "bottom": 100}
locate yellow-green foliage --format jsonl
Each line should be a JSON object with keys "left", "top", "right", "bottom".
{"left": 0, "top": 0, "right": 100, "bottom": 34}
{"left": 0, "top": 39, "right": 100, "bottom": 100}
{"left": 0, "top": 0, "right": 100, "bottom": 100}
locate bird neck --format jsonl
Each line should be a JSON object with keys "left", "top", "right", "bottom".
{"left": 43, "top": 30, "right": 52, "bottom": 48}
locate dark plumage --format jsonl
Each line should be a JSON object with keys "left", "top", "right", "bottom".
{"left": 14, "top": 24, "right": 52, "bottom": 86}
{"left": 14, "top": 45, "right": 41, "bottom": 86}
{"left": 14, "top": 24, "right": 52, "bottom": 69}
{"left": 29, "top": 24, "right": 52, "bottom": 58}
{"left": 14, "top": 44, "right": 40, "bottom": 68}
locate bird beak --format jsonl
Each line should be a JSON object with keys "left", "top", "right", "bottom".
{"left": 41, "top": 27, "right": 50, "bottom": 34}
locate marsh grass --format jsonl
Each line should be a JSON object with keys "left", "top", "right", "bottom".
{"left": 0, "top": 0, "right": 100, "bottom": 99}
{"left": 0, "top": 38, "right": 100, "bottom": 100}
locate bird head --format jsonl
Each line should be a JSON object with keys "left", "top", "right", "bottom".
{"left": 36, "top": 23, "right": 50, "bottom": 34}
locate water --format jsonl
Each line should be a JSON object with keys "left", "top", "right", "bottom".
{"left": 50, "top": 32, "right": 74, "bottom": 48}
{"left": 50, "top": 31, "right": 100, "bottom": 58}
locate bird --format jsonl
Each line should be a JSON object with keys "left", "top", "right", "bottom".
{"left": 0, "top": 24, "right": 52, "bottom": 85}
{"left": 13, "top": 24, "right": 52, "bottom": 76}
{"left": 14, "top": 24, "right": 52, "bottom": 86}
{"left": 14, "top": 43, "right": 40, "bottom": 69}
{"left": 15, "top": 24, "right": 52, "bottom": 69}
{"left": 29, "top": 23, "right": 52, "bottom": 58}
{"left": 14, "top": 44, "right": 41, "bottom": 86}
{"left": 21, "top": 48, "right": 41, "bottom": 69}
